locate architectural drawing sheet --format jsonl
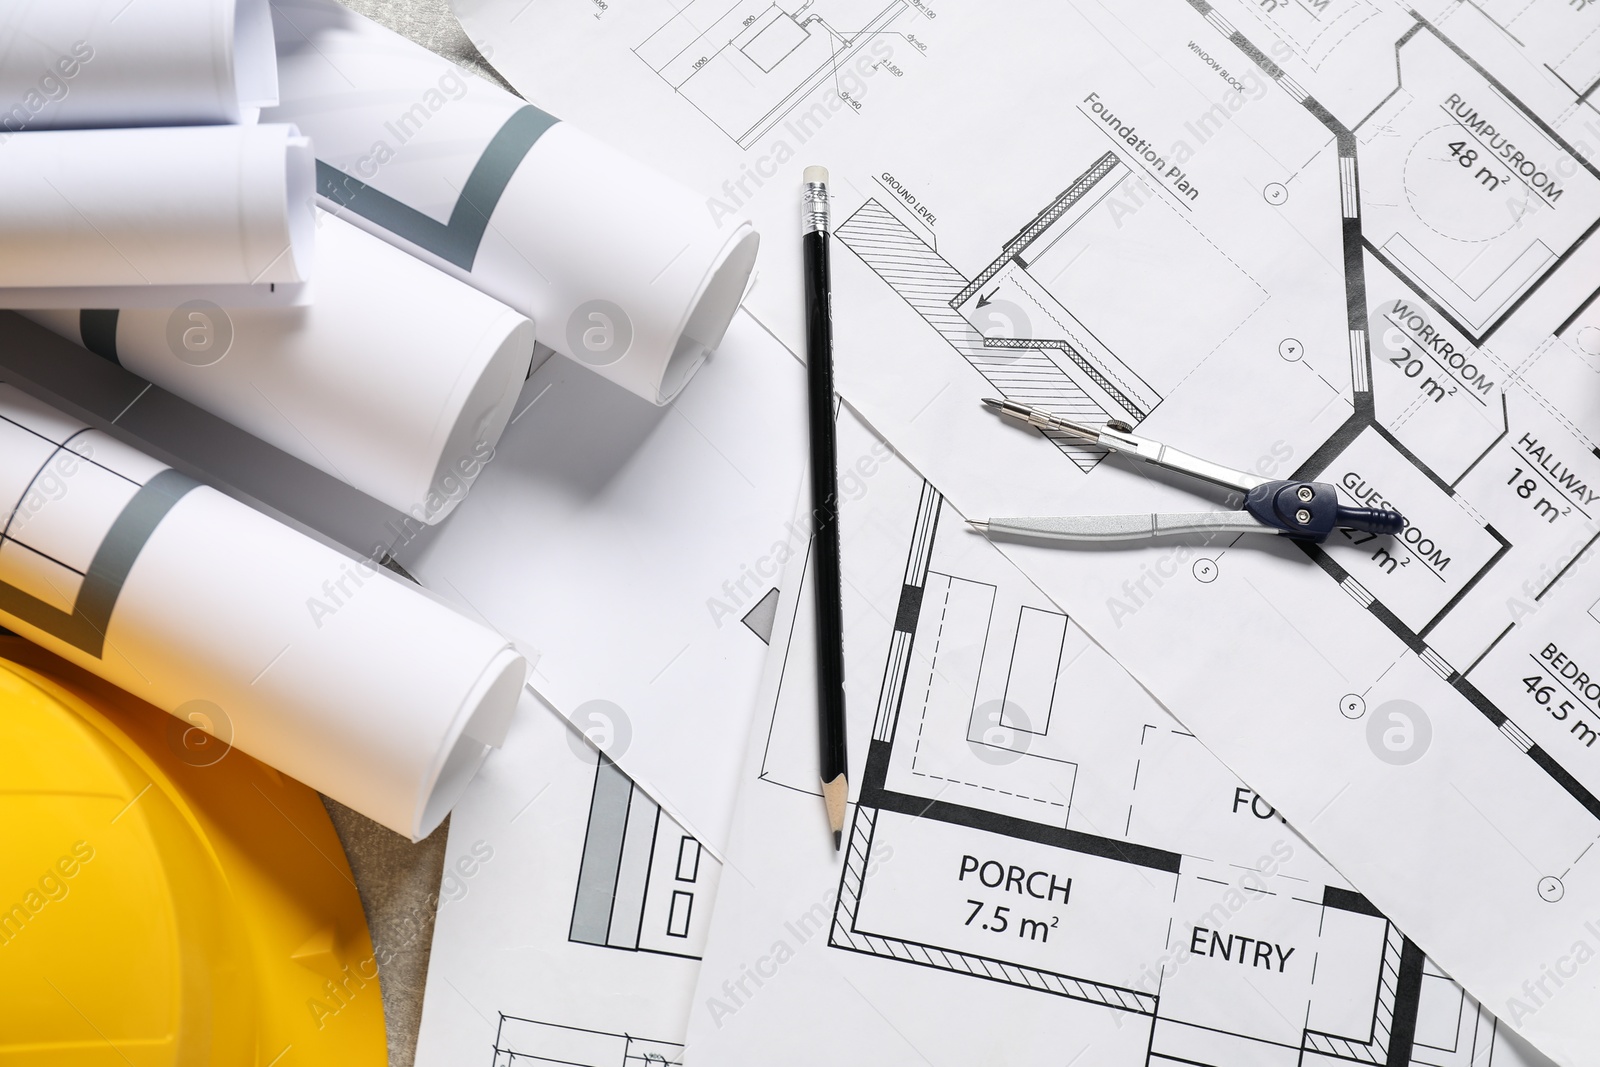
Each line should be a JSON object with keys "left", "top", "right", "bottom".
{"left": 398, "top": 310, "right": 807, "bottom": 853}
{"left": 460, "top": 2, "right": 1600, "bottom": 1060}
{"left": 689, "top": 405, "right": 1555, "bottom": 1067}
{"left": 414, "top": 687, "right": 719, "bottom": 1067}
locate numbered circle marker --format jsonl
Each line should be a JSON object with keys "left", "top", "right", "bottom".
{"left": 1263, "top": 182, "right": 1289, "bottom": 206}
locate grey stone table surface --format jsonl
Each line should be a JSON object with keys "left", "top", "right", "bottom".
{"left": 334, "top": 0, "right": 512, "bottom": 89}
{"left": 319, "top": 5, "right": 517, "bottom": 1066}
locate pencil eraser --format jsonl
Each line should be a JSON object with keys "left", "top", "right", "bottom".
{"left": 804, "top": 165, "right": 829, "bottom": 185}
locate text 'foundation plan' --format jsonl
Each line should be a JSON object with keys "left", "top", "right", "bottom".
{"left": 453, "top": 0, "right": 1600, "bottom": 1061}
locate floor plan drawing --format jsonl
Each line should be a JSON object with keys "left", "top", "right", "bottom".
{"left": 1208, "top": 0, "right": 1385, "bottom": 73}
{"left": 831, "top": 480, "right": 1516, "bottom": 1067}
{"left": 1424, "top": 0, "right": 1600, "bottom": 107}
{"left": 452, "top": 0, "right": 1600, "bottom": 1060}
{"left": 825, "top": 0, "right": 1600, "bottom": 820}
{"left": 813, "top": 4, "right": 1600, "bottom": 1061}
{"left": 634, "top": 0, "right": 907, "bottom": 148}
{"left": 1354, "top": 23, "right": 1600, "bottom": 340}
{"left": 691, "top": 406, "right": 1552, "bottom": 1067}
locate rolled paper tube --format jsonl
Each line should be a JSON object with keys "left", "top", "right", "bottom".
{"left": 0, "top": 124, "right": 315, "bottom": 306}
{"left": 267, "top": 0, "right": 760, "bottom": 405}
{"left": 23, "top": 212, "right": 535, "bottom": 524}
{"left": 0, "top": 0, "right": 276, "bottom": 128}
{"left": 0, "top": 384, "right": 527, "bottom": 840}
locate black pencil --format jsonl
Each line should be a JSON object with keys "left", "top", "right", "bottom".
{"left": 802, "top": 165, "right": 848, "bottom": 851}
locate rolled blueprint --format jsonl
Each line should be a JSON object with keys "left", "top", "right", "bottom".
{"left": 0, "top": 0, "right": 276, "bottom": 129}
{"left": 22, "top": 213, "right": 535, "bottom": 524}
{"left": 0, "top": 384, "right": 527, "bottom": 839}
{"left": 0, "top": 124, "right": 315, "bottom": 307}
{"left": 266, "top": 0, "right": 759, "bottom": 404}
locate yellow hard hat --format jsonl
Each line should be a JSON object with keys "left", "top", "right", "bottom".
{"left": 0, "top": 637, "right": 387, "bottom": 1066}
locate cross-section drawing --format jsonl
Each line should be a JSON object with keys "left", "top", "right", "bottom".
{"left": 836, "top": 153, "right": 1196, "bottom": 471}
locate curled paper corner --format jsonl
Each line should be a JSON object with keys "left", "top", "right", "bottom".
{"left": 510, "top": 639, "right": 542, "bottom": 679}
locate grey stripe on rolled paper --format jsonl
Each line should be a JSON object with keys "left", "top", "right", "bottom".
{"left": 316, "top": 104, "right": 561, "bottom": 270}
{"left": 0, "top": 465, "right": 198, "bottom": 657}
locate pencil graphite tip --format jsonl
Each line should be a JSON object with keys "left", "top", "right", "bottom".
{"left": 823, "top": 774, "right": 848, "bottom": 843}
{"left": 833, "top": 830, "right": 842, "bottom": 851}
{"left": 981, "top": 397, "right": 1004, "bottom": 411}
